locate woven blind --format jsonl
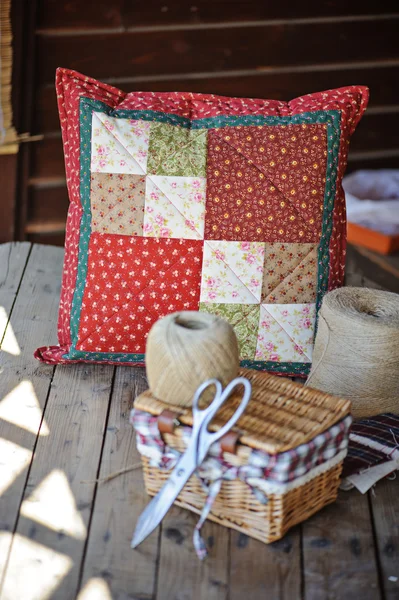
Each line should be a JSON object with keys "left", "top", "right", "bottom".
{"left": 0, "top": 0, "right": 17, "bottom": 154}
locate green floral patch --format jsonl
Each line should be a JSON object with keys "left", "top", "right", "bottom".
{"left": 199, "top": 302, "right": 260, "bottom": 359}
{"left": 147, "top": 122, "right": 208, "bottom": 177}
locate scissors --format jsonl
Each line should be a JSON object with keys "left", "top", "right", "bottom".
{"left": 132, "top": 376, "right": 252, "bottom": 549}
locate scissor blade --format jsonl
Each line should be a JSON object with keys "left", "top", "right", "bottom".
{"left": 132, "top": 452, "right": 195, "bottom": 548}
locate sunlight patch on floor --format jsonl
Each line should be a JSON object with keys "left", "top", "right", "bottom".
{"left": 0, "top": 308, "right": 21, "bottom": 356}
{"left": 0, "top": 438, "right": 32, "bottom": 495}
{"left": 0, "top": 532, "right": 73, "bottom": 600}
{"left": 21, "top": 469, "right": 87, "bottom": 540}
{"left": 0, "top": 380, "right": 49, "bottom": 436}
{"left": 77, "top": 577, "right": 113, "bottom": 600}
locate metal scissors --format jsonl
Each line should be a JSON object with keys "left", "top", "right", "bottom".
{"left": 132, "top": 376, "right": 252, "bottom": 548}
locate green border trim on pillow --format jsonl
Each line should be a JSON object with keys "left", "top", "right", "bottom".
{"left": 65, "top": 97, "right": 341, "bottom": 374}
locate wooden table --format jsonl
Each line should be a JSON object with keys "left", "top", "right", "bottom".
{"left": 0, "top": 242, "right": 398, "bottom": 600}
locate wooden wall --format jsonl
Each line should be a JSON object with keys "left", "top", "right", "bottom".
{"left": 15, "top": 0, "right": 399, "bottom": 245}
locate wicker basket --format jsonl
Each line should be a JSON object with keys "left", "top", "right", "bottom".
{"left": 133, "top": 368, "right": 351, "bottom": 544}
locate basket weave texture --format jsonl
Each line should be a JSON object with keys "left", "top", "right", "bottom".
{"left": 134, "top": 368, "right": 351, "bottom": 543}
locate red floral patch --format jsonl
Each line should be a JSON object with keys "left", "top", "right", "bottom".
{"left": 77, "top": 234, "right": 203, "bottom": 353}
{"left": 204, "top": 124, "right": 326, "bottom": 243}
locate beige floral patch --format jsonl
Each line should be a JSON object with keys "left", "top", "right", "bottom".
{"left": 90, "top": 172, "right": 146, "bottom": 236}
{"left": 261, "top": 243, "right": 318, "bottom": 303}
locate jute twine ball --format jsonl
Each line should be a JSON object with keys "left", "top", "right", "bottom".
{"left": 306, "top": 287, "right": 399, "bottom": 418}
{"left": 145, "top": 311, "right": 240, "bottom": 408}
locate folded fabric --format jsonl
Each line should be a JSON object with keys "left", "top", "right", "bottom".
{"left": 341, "top": 413, "right": 399, "bottom": 492}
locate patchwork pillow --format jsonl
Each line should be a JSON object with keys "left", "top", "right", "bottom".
{"left": 35, "top": 68, "right": 368, "bottom": 377}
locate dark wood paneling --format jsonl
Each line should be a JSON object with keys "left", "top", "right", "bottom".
{"left": 34, "top": 65, "right": 399, "bottom": 135}
{"left": 347, "top": 154, "right": 399, "bottom": 172}
{"left": 30, "top": 137, "right": 65, "bottom": 179}
{"left": 37, "top": 0, "right": 123, "bottom": 30}
{"left": 350, "top": 113, "right": 399, "bottom": 153}
{"left": 36, "top": 19, "right": 399, "bottom": 84}
{"left": 28, "top": 185, "right": 69, "bottom": 222}
{"left": 26, "top": 231, "right": 66, "bottom": 246}
{"left": 0, "top": 155, "right": 18, "bottom": 243}
{"left": 37, "top": 0, "right": 399, "bottom": 29}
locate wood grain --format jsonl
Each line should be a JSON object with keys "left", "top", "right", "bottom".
{"left": 0, "top": 245, "right": 62, "bottom": 583}
{"left": 36, "top": 19, "right": 399, "bottom": 84}
{"left": 0, "top": 155, "right": 18, "bottom": 243}
{"left": 77, "top": 367, "right": 160, "bottom": 600}
{"left": 0, "top": 242, "right": 31, "bottom": 327}
{"left": 28, "top": 186, "right": 69, "bottom": 223}
{"left": 2, "top": 362, "right": 115, "bottom": 600}
{"left": 229, "top": 529, "right": 301, "bottom": 600}
{"left": 302, "top": 492, "right": 381, "bottom": 600}
{"left": 37, "top": 0, "right": 399, "bottom": 30}
{"left": 370, "top": 477, "right": 399, "bottom": 600}
{"left": 34, "top": 65, "right": 399, "bottom": 135}
{"left": 156, "top": 506, "right": 229, "bottom": 600}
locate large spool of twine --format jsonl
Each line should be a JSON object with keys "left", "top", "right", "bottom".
{"left": 306, "top": 287, "right": 399, "bottom": 418}
{"left": 146, "top": 311, "right": 240, "bottom": 408}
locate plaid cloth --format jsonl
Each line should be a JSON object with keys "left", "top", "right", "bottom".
{"left": 342, "top": 413, "right": 399, "bottom": 480}
{"left": 131, "top": 409, "right": 351, "bottom": 559}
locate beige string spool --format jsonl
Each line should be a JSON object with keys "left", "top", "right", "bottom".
{"left": 145, "top": 311, "right": 240, "bottom": 408}
{"left": 306, "top": 287, "right": 399, "bottom": 419}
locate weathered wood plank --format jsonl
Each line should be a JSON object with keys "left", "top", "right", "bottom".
{"left": 370, "top": 477, "right": 399, "bottom": 600}
{"left": 37, "top": 0, "right": 398, "bottom": 30}
{"left": 229, "top": 529, "right": 301, "bottom": 599}
{"left": 34, "top": 65, "right": 399, "bottom": 135}
{"left": 156, "top": 506, "right": 229, "bottom": 600}
{"left": 36, "top": 19, "right": 399, "bottom": 84}
{"left": 77, "top": 367, "right": 160, "bottom": 600}
{"left": 0, "top": 243, "right": 31, "bottom": 333}
{"left": 0, "top": 244, "right": 62, "bottom": 582}
{"left": 302, "top": 491, "right": 381, "bottom": 600}
{"left": 1, "top": 362, "right": 115, "bottom": 600}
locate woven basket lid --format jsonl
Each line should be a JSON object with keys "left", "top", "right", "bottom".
{"left": 134, "top": 368, "right": 351, "bottom": 454}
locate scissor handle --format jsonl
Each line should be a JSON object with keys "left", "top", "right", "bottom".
{"left": 192, "top": 377, "right": 252, "bottom": 462}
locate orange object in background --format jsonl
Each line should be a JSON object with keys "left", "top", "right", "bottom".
{"left": 347, "top": 222, "right": 399, "bottom": 255}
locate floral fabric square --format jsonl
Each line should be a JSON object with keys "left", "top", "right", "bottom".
{"left": 199, "top": 302, "right": 260, "bottom": 359}
{"left": 204, "top": 125, "right": 325, "bottom": 243}
{"left": 256, "top": 304, "right": 316, "bottom": 362}
{"left": 90, "top": 173, "right": 146, "bottom": 236}
{"left": 91, "top": 113, "right": 150, "bottom": 174}
{"left": 261, "top": 243, "right": 318, "bottom": 303}
{"left": 200, "top": 241, "right": 265, "bottom": 304}
{"left": 143, "top": 176, "right": 206, "bottom": 239}
{"left": 76, "top": 235, "right": 203, "bottom": 354}
{"left": 35, "top": 68, "right": 368, "bottom": 375}
{"left": 147, "top": 122, "right": 208, "bottom": 177}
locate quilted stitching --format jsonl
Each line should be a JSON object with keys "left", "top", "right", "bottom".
{"left": 256, "top": 304, "right": 316, "bottom": 362}
{"left": 143, "top": 175, "right": 206, "bottom": 239}
{"left": 147, "top": 122, "right": 208, "bottom": 177}
{"left": 76, "top": 235, "right": 203, "bottom": 354}
{"left": 261, "top": 243, "right": 318, "bottom": 303}
{"left": 91, "top": 112, "right": 150, "bottom": 174}
{"left": 204, "top": 129, "right": 320, "bottom": 242}
{"left": 35, "top": 69, "right": 369, "bottom": 372}
{"left": 200, "top": 241, "right": 264, "bottom": 304}
{"left": 90, "top": 173, "right": 146, "bottom": 235}
{"left": 199, "top": 302, "right": 260, "bottom": 360}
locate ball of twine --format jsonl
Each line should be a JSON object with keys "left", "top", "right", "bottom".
{"left": 306, "top": 286, "right": 399, "bottom": 418}
{"left": 145, "top": 311, "right": 240, "bottom": 408}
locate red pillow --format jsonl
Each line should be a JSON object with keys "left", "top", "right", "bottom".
{"left": 35, "top": 68, "right": 368, "bottom": 377}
